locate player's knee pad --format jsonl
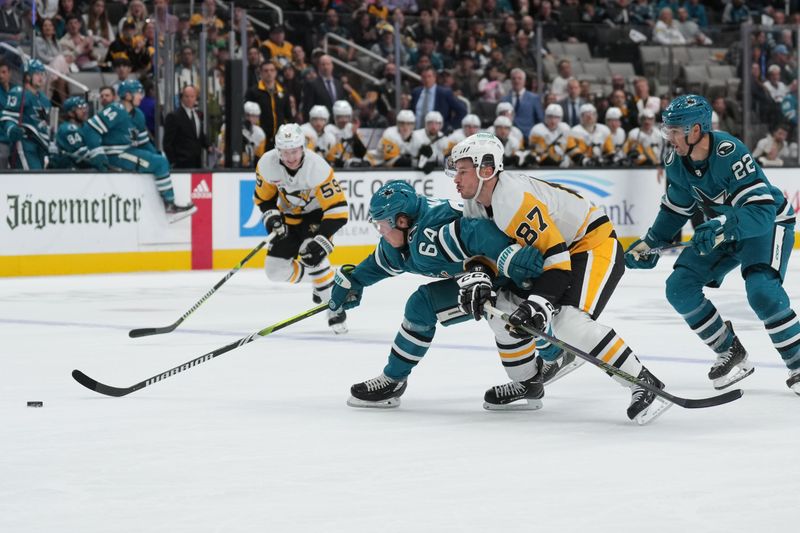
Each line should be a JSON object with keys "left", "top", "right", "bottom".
{"left": 264, "top": 256, "right": 302, "bottom": 283}
{"left": 403, "top": 285, "right": 439, "bottom": 330}
{"left": 745, "top": 267, "right": 789, "bottom": 320}
{"left": 665, "top": 267, "right": 705, "bottom": 314}
{"left": 488, "top": 289, "right": 526, "bottom": 341}
{"left": 551, "top": 306, "right": 608, "bottom": 352}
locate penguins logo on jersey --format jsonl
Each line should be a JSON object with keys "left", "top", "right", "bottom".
{"left": 717, "top": 141, "right": 735, "bottom": 157}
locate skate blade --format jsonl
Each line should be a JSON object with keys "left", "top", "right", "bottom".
{"left": 483, "top": 398, "right": 543, "bottom": 411}
{"left": 167, "top": 205, "right": 198, "bottom": 224}
{"left": 634, "top": 399, "right": 673, "bottom": 426}
{"left": 330, "top": 323, "right": 348, "bottom": 335}
{"left": 544, "top": 359, "right": 586, "bottom": 385}
{"left": 713, "top": 363, "right": 755, "bottom": 390}
{"left": 347, "top": 396, "right": 400, "bottom": 409}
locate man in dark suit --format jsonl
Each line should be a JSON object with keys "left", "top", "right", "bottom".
{"left": 302, "top": 54, "right": 345, "bottom": 120}
{"left": 559, "top": 78, "right": 587, "bottom": 127}
{"left": 163, "top": 86, "right": 211, "bottom": 169}
{"left": 410, "top": 66, "right": 466, "bottom": 133}
{"left": 500, "top": 68, "right": 544, "bottom": 138}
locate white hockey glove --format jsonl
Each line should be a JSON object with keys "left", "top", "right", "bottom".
{"left": 507, "top": 294, "right": 555, "bottom": 340}
{"left": 457, "top": 270, "right": 496, "bottom": 321}
{"left": 299, "top": 235, "right": 334, "bottom": 266}
{"left": 262, "top": 209, "right": 287, "bottom": 239}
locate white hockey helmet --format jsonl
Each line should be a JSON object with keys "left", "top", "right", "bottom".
{"left": 332, "top": 100, "right": 353, "bottom": 117}
{"left": 496, "top": 101, "right": 514, "bottom": 116}
{"left": 711, "top": 111, "right": 719, "bottom": 129}
{"left": 448, "top": 132, "right": 504, "bottom": 178}
{"left": 309, "top": 105, "right": 330, "bottom": 121}
{"left": 545, "top": 103, "right": 563, "bottom": 118}
{"left": 274, "top": 123, "right": 305, "bottom": 150}
{"left": 579, "top": 103, "right": 597, "bottom": 116}
{"left": 605, "top": 107, "right": 622, "bottom": 121}
{"left": 640, "top": 108, "right": 656, "bottom": 122}
{"left": 244, "top": 101, "right": 261, "bottom": 116}
{"left": 396, "top": 109, "right": 416, "bottom": 124}
{"left": 493, "top": 115, "right": 512, "bottom": 128}
{"left": 462, "top": 113, "right": 481, "bottom": 127}
{"left": 425, "top": 110, "right": 444, "bottom": 124}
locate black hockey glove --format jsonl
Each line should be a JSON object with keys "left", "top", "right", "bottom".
{"left": 457, "top": 270, "right": 496, "bottom": 321}
{"left": 262, "top": 209, "right": 287, "bottom": 240}
{"left": 418, "top": 144, "right": 434, "bottom": 158}
{"left": 299, "top": 235, "right": 334, "bottom": 266}
{"left": 507, "top": 295, "right": 555, "bottom": 339}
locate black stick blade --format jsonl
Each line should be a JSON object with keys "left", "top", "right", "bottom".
{"left": 72, "top": 369, "right": 134, "bottom": 397}
{"left": 678, "top": 388, "right": 743, "bottom": 409}
{"left": 128, "top": 325, "right": 175, "bottom": 338}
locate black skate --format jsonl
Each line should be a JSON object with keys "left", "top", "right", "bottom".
{"left": 348, "top": 374, "right": 407, "bottom": 408}
{"left": 164, "top": 200, "right": 197, "bottom": 223}
{"left": 708, "top": 322, "right": 755, "bottom": 390}
{"left": 328, "top": 309, "right": 347, "bottom": 334}
{"left": 787, "top": 368, "right": 800, "bottom": 396}
{"left": 312, "top": 290, "right": 322, "bottom": 304}
{"left": 627, "top": 367, "right": 672, "bottom": 425}
{"left": 484, "top": 358, "right": 544, "bottom": 411}
{"left": 539, "top": 350, "right": 585, "bottom": 384}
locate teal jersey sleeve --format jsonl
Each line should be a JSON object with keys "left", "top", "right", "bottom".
{"left": 131, "top": 108, "right": 155, "bottom": 152}
{"left": 351, "top": 239, "right": 406, "bottom": 287}
{"left": 648, "top": 149, "right": 696, "bottom": 244}
{"left": 56, "top": 123, "right": 90, "bottom": 164}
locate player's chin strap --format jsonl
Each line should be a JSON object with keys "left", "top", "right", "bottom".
{"left": 475, "top": 166, "right": 499, "bottom": 199}
{"left": 683, "top": 129, "right": 707, "bottom": 158}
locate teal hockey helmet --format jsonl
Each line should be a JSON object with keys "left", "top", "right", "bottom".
{"left": 63, "top": 96, "right": 87, "bottom": 114}
{"left": 661, "top": 94, "right": 712, "bottom": 135}
{"left": 369, "top": 180, "right": 424, "bottom": 228}
{"left": 25, "top": 59, "right": 46, "bottom": 75}
{"left": 118, "top": 79, "right": 144, "bottom": 100}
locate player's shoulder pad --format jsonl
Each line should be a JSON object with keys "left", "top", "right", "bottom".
{"left": 713, "top": 131, "right": 746, "bottom": 158}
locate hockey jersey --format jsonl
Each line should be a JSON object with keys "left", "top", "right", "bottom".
{"left": 324, "top": 122, "right": 371, "bottom": 167}
{"left": 301, "top": 122, "right": 336, "bottom": 159}
{"left": 488, "top": 124, "right": 525, "bottom": 151}
{"left": 348, "top": 199, "right": 515, "bottom": 286}
{"left": 649, "top": 130, "right": 795, "bottom": 244}
{"left": 83, "top": 102, "right": 154, "bottom": 160}
{"left": 409, "top": 128, "right": 449, "bottom": 166}
{"left": 602, "top": 128, "right": 627, "bottom": 164}
{"left": 376, "top": 126, "right": 414, "bottom": 167}
{"left": 0, "top": 86, "right": 52, "bottom": 149}
{"left": 566, "top": 123, "right": 611, "bottom": 164}
{"left": 528, "top": 122, "right": 570, "bottom": 165}
{"left": 624, "top": 127, "right": 663, "bottom": 166}
{"left": 55, "top": 121, "right": 95, "bottom": 168}
{"left": 253, "top": 148, "right": 349, "bottom": 239}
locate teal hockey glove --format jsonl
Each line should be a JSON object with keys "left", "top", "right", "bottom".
{"left": 329, "top": 266, "right": 363, "bottom": 312}
{"left": 497, "top": 244, "right": 544, "bottom": 287}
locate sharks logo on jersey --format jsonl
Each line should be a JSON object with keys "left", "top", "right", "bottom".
{"left": 716, "top": 140, "right": 735, "bottom": 157}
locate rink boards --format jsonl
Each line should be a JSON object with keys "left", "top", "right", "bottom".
{"left": 2, "top": 167, "right": 800, "bottom": 276}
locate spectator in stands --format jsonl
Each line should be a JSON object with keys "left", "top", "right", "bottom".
{"left": 84, "top": 0, "right": 114, "bottom": 71}
{"left": 190, "top": 0, "right": 225, "bottom": 32}
{"left": 282, "top": 64, "right": 303, "bottom": 120}
{"left": 245, "top": 47, "right": 261, "bottom": 88}
{"left": 452, "top": 53, "right": 480, "bottom": 101}
{"left": 371, "top": 23, "right": 407, "bottom": 68}
{"left": 118, "top": 0, "right": 148, "bottom": 35}
{"left": 0, "top": 58, "right": 15, "bottom": 169}
{"left": 408, "top": 8, "right": 436, "bottom": 43}
{"left": 606, "top": 0, "right": 633, "bottom": 26}
{"left": 34, "top": 17, "right": 71, "bottom": 101}
{"left": 262, "top": 25, "right": 293, "bottom": 69}
{"left": 753, "top": 124, "right": 793, "bottom": 167}
{"left": 0, "top": 0, "right": 25, "bottom": 45}
{"left": 152, "top": 0, "right": 178, "bottom": 35}
{"left": 59, "top": 15, "right": 100, "bottom": 72}
{"left": 559, "top": 79, "right": 586, "bottom": 128}
{"left": 711, "top": 97, "right": 740, "bottom": 138}
{"left": 506, "top": 30, "right": 537, "bottom": 76}
{"left": 54, "top": 0, "right": 79, "bottom": 38}
{"left": 163, "top": 85, "right": 211, "bottom": 169}
{"left": 439, "top": 35, "right": 458, "bottom": 70}
{"left": 368, "top": 0, "right": 390, "bottom": 21}
{"left": 409, "top": 35, "right": 443, "bottom": 71}
{"left": 630, "top": 0, "right": 656, "bottom": 27}
{"left": 175, "top": 13, "right": 193, "bottom": 51}
{"left": 550, "top": 60, "right": 572, "bottom": 100}
{"left": 653, "top": 7, "right": 686, "bottom": 45}
{"left": 111, "top": 58, "right": 132, "bottom": 94}
{"left": 106, "top": 18, "right": 135, "bottom": 66}
{"left": 495, "top": 15, "right": 518, "bottom": 50}
{"left": 764, "top": 64, "right": 790, "bottom": 103}
{"left": 320, "top": 8, "right": 352, "bottom": 61}
{"left": 478, "top": 65, "right": 507, "bottom": 104}
{"left": 246, "top": 61, "right": 291, "bottom": 149}
{"left": 676, "top": 7, "right": 711, "bottom": 46}
{"left": 352, "top": 9, "right": 379, "bottom": 50}
{"left": 685, "top": 0, "right": 708, "bottom": 28}
{"left": 633, "top": 77, "right": 660, "bottom": 116}
{"left": 770, "top": 45, "right": 797, "bottom": 86}
{"left": 781, "top": 91, "right": 797, "bottom": 131}
{"left": 387, "top": 0, "right": 419, "bottom": 14}
{"left": 175, "top": 46, "right": 199, "bottom": 92}
{"left": 500, "top": 68, "right": 543, "bottom": 139}
{"left": 410, "top": 66, "right": 466, "bottom": 132}
{"left": 291, "top": 46, "right": 313, "bottom": 81}
{"left": 98, "top": 85, "right": 115, "bottom": 107}
{"left": 302, "top": 54, "right": 346, "bottom": 120}
{"left": 722, "top": 0, "right": 751, "bottom": 25}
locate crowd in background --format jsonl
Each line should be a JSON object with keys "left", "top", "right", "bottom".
{"left": 2, "top": 0, "right": 800, "bottom": 171}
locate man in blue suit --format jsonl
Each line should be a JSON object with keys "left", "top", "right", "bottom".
{"left": 500, "top": 68, "right": 544, "bottom": 138}
{"left": 410, "top": 66, "right": 467, "bottom": 133}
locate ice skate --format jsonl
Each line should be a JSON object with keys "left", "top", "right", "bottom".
{"left": 484, "top": 358, "right": 544, "bottom": 411}
{"left": 539, "top": 350, "right": 585, "bottom": 384}
{"left": 348, "top": 373, "right": 407, "bottom": 408}
{"left": 164, "top": 200, "right": 197, "bottom": 223}
{"left": 627, "top": 367, "right": 672, "bottom": 425}
{"left": 312, "top": 288, "right": 323, "bottom": 305}
{"left": 708, "top": 322, "right": 755, "bottom": 390}
{"left": 787, "top": 368, "right": 800, "bottom": 396}
{"left": 327, "top": 309, "right": 348, "bottom": 334}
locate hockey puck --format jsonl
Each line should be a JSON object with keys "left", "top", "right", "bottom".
{"left": 27, "top": 401, "right": 43, "bottom": 408}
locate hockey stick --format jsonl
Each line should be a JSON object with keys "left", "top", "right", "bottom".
{"left": 639, "top": 234, "right": 724, "bottom": 258}
{"left": 74, "top": 302, "right": 330, "bottom": 397}
{"left": 129, "top": 234, "right": 275, "bottom": 338}
{"left": 483, "top": 303, "right": 743, "bottom": 409}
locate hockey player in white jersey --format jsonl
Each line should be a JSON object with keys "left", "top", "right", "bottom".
{"left": 490, "top": 101, "right": 525, "bottom": 150}
{"left": 601, "top": 107, "right": 628, "bottom": 165}
{"left": 565, "top": 103, "right": 611, "bottom": 167}
{"left": 254, "top": 123, "right": 349, "bottom": 333}
{"left": 448, "top": 133, "right": 671, "bottom": 424}
{"left": 492, "top": 115, "right": 528, "bottom": 168}
{"left": 446, "top": 113, "right": 481, "bottom": 154}
{"left": 324, "top": 100, "right": 371, "bottom": 167}
{"left": 375, "top": 109, "right": 415, "bottom": 167}
{"left": 410, "top": 110, "right": 449, "bottom": 174}
{"left": 528, "top": 104, "right": 571, "bottom": 167}
{"left": 301, "top": 105, "right": 336, "bottom": 158}
{"left": 625, "top": 108, "right": 664, "bottom": 166}
{"left": 217, "top": 102, "right": 267, "bottom": 168}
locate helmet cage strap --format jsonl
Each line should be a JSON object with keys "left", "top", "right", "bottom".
{"left": 684, "top": 123, "right": 703, "bottom": 158}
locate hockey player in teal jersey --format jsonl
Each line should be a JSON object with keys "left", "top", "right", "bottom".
{"left": 328, "top": 180, "right": 547, "bottom": 409}
{"left": 626, "top": 94, "right": 800, "bottom": 395}
{"left": 51, "top": 96, "right": 106, "bottom": 170}
{"left": 83, "top": 79, "right": 196, "bottom": 222}
{"left": 0, "top": 59, "right": 51, "bottom": 170}
{"left": 0, "top": 58, "right": 19, "bottom": 169}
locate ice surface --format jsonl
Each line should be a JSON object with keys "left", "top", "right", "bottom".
{"left": 1, "top": 256, "right": 799, "bottom": 532}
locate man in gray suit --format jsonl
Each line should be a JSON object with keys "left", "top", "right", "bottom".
{"left": 559, "top": 78, "right": 587, "bottom": 127}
